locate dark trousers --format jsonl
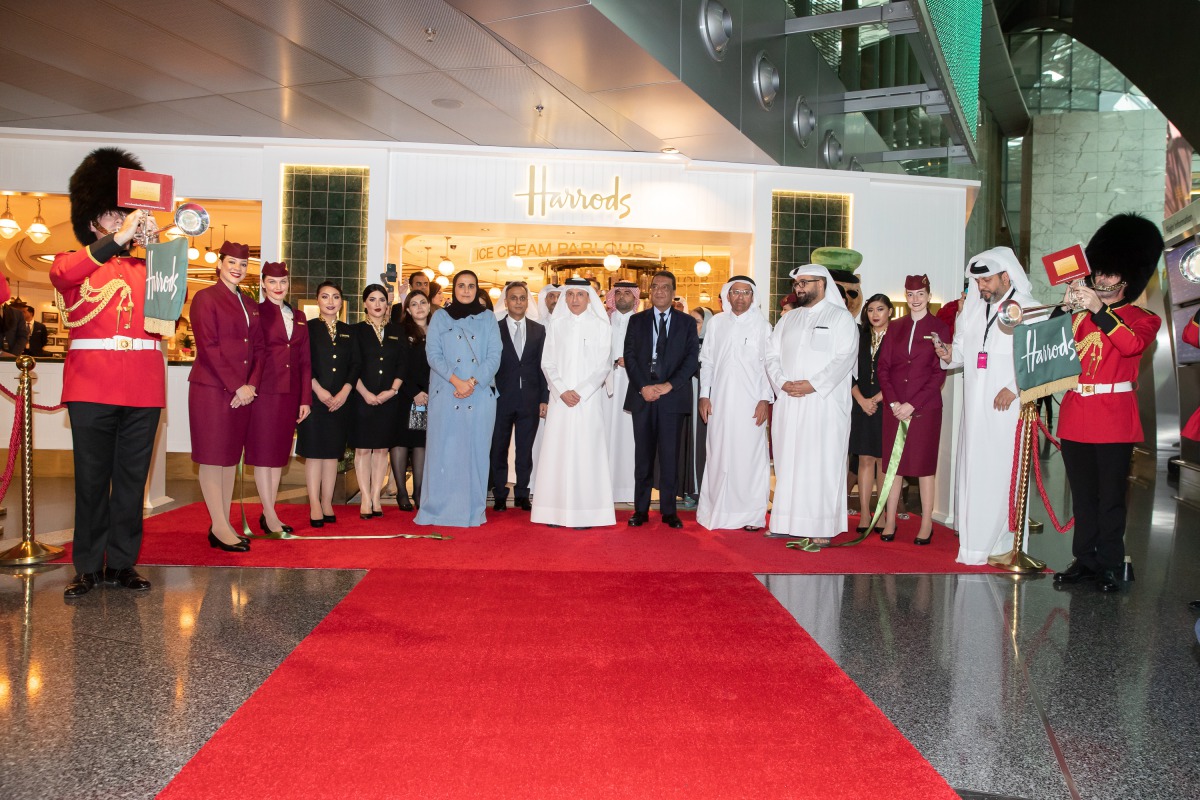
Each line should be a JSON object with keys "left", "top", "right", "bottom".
{"left": 66, "top": 402, "right": 161, "bottom": 574}
{"left": 632, "top": 401, "right": 683, "bottom": 516}
{"left": 1061, "top": 439, "right": 1134, "bottom": 572}
{"left": 489, "top": 400, "right": 538, "bottom": 501}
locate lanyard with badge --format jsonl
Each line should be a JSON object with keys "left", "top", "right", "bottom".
{"left": 978, "top": 288, "right": 1015, "bottom": 369}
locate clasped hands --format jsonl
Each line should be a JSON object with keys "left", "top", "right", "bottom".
{"left": 781, "top": 380, "right": 815, "bottom": 398}
{"left": 640, "top": 382, "right": 673, "bottom": 402}
{"left": 230, "top": 384, "right": 256, "bottom": 409}
{"left": 450, "top": 375, "right": 476, "bottom": 399}
{"left": 698, "top": 397, "right": 769, "bottom": 426}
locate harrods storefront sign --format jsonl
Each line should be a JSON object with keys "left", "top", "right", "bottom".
{"left": 514, "top": 165, "right": 633, "bottom": 220}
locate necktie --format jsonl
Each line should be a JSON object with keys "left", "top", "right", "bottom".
{"left": 514, "top": 320, "right": 524, "bottom": 359}
{"left": 656, "top": 311, "right": 668, "bottom": 366}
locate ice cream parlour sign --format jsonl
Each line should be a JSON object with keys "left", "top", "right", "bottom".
{"left": 473, "top": 241, "right": 649, "bottom": 263}
{"left": 514, "top": 165, "right": 633, "bottom": 220}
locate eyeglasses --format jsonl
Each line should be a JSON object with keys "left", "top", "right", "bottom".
{"left": 792, "top": 279, "right": 822, "bottom": 288}
{"left": 728, "top": 289, "right": 753, "bottom": 297}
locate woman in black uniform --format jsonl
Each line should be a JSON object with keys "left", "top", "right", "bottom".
{"left": 389, "top": 289, "right": 431, "bottom": 511}
{"left": 849, "top": 293, "right": 892, "bottom": 531}
{"left": 351, "top": 284, "right": 407, "bottom": 520}
{"left": 298, "top": 281, "right": 359, "bottom": 528}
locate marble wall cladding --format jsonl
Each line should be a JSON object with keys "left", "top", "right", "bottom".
{"left": 769, "top": 191, "right": 851, "bottom": 323}
{"left": 281, "top": 165, "right": 370, "bottom": 318}
{"left": 1028, "top": 110, "right": 1167, "bottom": 303}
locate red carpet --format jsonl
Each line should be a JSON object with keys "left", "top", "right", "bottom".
{"left": 157, "top": 569, "right": 957, "bottom": 799}
{"left": 114, "top": 502, "right": 998, "bottom": 574}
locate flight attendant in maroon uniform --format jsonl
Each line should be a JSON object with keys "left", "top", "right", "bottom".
{"left": 188, "top": 241, "right": 262, "bottom": 552}
{"left": 246, "top": 261, "right": 311, "bottom": 535}
{"left": 52, "top": 148, "right": 165, "bottom": 598}
{"left": 1053, "top": 214, "right": 1163, "bottom": 593}
{"left": 876, "top": 274, "right": 951, "bottom": 545}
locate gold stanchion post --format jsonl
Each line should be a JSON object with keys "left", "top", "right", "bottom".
{"left": 0, "top": 356, "right": 65, "bottom": 566}
{"left": 988, "top": 401, "right": 1047, "bottom": 574}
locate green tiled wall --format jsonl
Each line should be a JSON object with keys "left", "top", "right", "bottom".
{"left": 769, "top": 191, "right": 851, "bottom": 323}
{"left": 281, "top": 165, "right": 369, "bottom": 319}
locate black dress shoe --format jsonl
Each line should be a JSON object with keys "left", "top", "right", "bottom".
{"left": 1053, "top": 560, "right": 1096, "bottom": 584}
{"left": 360, "top": 513, "right": 374, "bottom": 521}
{"left": 208, "top": 529, "right": 250, "bottom": 552}
{"left": 662, "top": 513, "right": 684, "bottom": 529}
{"left": 879, "top": 530, "right": 896, "bottom": 542}
{"left": 1189, "top": 600, "right": 1200, "bottom": 611}
{"left": 103, "top": 567, "right": 151, "bottom": 591}
{"left": 310, "top": 517, "right": 325, "bottom": 528}
{"left": 371, "top": 510, "right": 383, "bottom": 518}
{"left": 1096, "top": 570, "right": 1120, "bottom": 593}
{"left": 64, "top": 572, "right": 100, "bottom": 598}
{"left": 323, "top": 514, "right": 337, "bottom": 524}
{"left": 914, "top": 530, "right": 933, "bottom": 546}
{"left": 514, "top": 498, "right": 533, "bottom": 511}
{"left": 259, "top": 513, "right": 292, "bottom": 535}
{"left": 492, "top": 499, "right": 508, "bottom": 512}
{"left": 743, "top": 526, "right": 762, "bottom": 532}
{"left": 397, "top": 499, "right": 414, "bottom": 512}
{"left": 627, "top": 512, "right": 648, "bottom": 527}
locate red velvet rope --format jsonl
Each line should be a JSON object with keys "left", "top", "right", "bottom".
{"left": 0, "top": 380, "right": 65, "bottom": 412}
{"left": 1007, "top": 417, "right": 1024, "bottom": 532}
{"left": 0, "top": 376, "right": 64, "bottom": 504}
{"left": 1033, "top": 417, "right": 1075, "bottom": 533}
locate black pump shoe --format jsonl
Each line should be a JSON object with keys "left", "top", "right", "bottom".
{"left": 310, "top": 517, "right": 325, "bottom": 528}
{"left": 914, "top": 530, "right": 933, "bottom": 545}
{"left": 209, "top": 528, "right": 250, "bottom": 552}
{"left": 323, "top": 514, "right": 337, "bottom": 524}
{"left": 259, "top": 513, "right": 292, "bottom": 535}
{"left": 879, "top": 529, "right": 896, "bottom": 542}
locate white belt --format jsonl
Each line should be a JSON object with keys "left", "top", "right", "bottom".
{"left": 1073, "top": 381, "right": 1133, "bottom": 396}
{"left": 70, "top": 336, "right": 159, "bottom": 352}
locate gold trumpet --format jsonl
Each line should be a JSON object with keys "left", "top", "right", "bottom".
{"left": 997, "top": 279, "right": 1086, "bottom": 326}
{"left": 132, "top": 201, "right": 209, "bottom": 247}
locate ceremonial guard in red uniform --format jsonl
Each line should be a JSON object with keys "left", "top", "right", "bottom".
{"left": 246, "top": 261, "right": 311, "bottom": 535}
{"left": 1183, "top": 308, "right": 1200, "bottom": 442}
{"left": 1053, "top": 214, "right": 1164, "bottom": 593}
{"left": 51, "top": 148, "right": 163, "bottom": 598}
{"left": 188, "top": 241, "right": 262, "bottom": 552}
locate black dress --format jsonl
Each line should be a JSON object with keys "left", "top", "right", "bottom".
{"left": 395, "top": 328, "right": 430, "bottom": 448}
{"left": 349, "top": 321, "right": 408, "bottom": 450}
{"left": 296, "top": 318, "right": 359, "bottom": 459}
{"left": 849, "top": 325, "right": 884, "bottom": 458}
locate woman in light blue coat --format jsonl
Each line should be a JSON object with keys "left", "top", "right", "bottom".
{"left": 415, "top": 270, "right": 502, "bottom": 527}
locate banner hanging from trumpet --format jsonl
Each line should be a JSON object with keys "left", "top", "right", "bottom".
{"left": 1012, "top": 313, "right": 1081, "bottom": 403}
{"left": 143, "top": 237, "right": 188, "bottom": 336}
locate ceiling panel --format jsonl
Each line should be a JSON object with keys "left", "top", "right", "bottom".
{"left": 446, "top": 66, "right": 629, "bottom": 151}
{"left": 2, "top": 1, "right": 282, "bottom": 95}
{"left": 102, "top": 0, "right": 352, "bottom": 86}
{"left": 226, "top": 0, "right": 433, "bottom": 79}
{"left": 371, "top": 72, "right": 548, "bottom": 148}
{"left": 447, "top": 0, "right": 590, "bottom": 25}
{"left": 528, "top": 63, "right": 663, "bottom": 152}
{"left": 294, "top": 80, "right": 474, "bottom": 145}
{"left": 337, "top": 0, "right": 526, "bottom": 70}
{"left": 0, "top": 50, "right": 146, "bottom": 112}
{"left": 223, "top": 87, "right": 395, "bottom": 140}
{"left": 159, "top": 95, "right": 317, "bottom": 139}
{"left": 595, "top": 81, "right": 736, "bottom": 140}
{"left": 0, "top": 13, "right": 210, "bottom": 103}
{"left": 0, "top": 80, "right": 87, "bottom": 119}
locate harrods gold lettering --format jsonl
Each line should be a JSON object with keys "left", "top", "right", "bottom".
{"left": 514, "top": 165, "right": 633, "bottom": 219}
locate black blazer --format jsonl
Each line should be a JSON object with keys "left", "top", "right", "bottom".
{"left": 353, "top": 321, "right": 408, "bottom": 395}
{"left": 306, "top": 318, "right": 360, "bottom": 400}
{"left": 26, "top": 320, "right": 49, "bottom": 356}
{"left": 495, "top": 316, "right": 549, "bottom": 409}
{"left": 623, "top": 306, "right": 699, "bottom": 414}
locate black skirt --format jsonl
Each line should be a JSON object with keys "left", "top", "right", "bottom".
{"left": 849, "top": 328, "right": 883, "bottom": 458}
{"left": 296, "top": 399, "right": 351, "bottom": 459}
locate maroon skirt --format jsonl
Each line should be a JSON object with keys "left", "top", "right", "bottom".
{"left": 882, "top": 405, "right": 942, "bottom": 477}
{"left": 189, "top": 382, "right": 253, "bottom": 467}
{"left": 245, "top": 392, "right": 301, "bottom": 468}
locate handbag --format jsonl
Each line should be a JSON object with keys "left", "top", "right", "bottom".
{"left": 408, "top": 403, "right": 427, "bottom": 431}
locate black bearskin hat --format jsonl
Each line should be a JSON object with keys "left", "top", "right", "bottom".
{"left": 1084, "top": 213, "right": 1164, "bottom": 303}
{"left": 68, "top": 147, "right": 143, "bottom": 246}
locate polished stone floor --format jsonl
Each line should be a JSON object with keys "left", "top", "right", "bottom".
{"left": 1, "top": 451, "right": 1197, "bottom": 799}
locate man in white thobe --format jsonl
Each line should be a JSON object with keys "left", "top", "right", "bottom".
{"left": 766, "top": 265, "right": 859, "bottom": 544}
{"left": 525, "top": 284, "right": 563, "bottom": 494}
{"left": 696, "top": 276, "right": 774, "bottom": 531}
{"left": 603, "top": 280, "right": 640, "bottom": 503}
{"left": 935, "top": 247, "right": 1034, "bottom": 565}
{"left": 531, "top": 279, "right": 616, "bottom": 528}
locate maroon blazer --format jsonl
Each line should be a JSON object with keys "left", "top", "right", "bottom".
{"left": 188, "top": 283, "right": 264, "bottom": 393}
{"left": 877, "top": 313, "right": 951, "bottom": 412}
{"left": 256, "top": 300, "right": 312, "bottom": 397}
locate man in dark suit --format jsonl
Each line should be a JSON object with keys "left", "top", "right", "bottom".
{"left": 623, "top": 270, "right": 699, "bottom": 528}
{"left": 0, "top": 302, "right": 28, "bottom": 357}
{"left": 490, "top": 281, "right": 548, "bottom": 512}
{"left": 22, "top": 306, "right": 50, "bottom": 357}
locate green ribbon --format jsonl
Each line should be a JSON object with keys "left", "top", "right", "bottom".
{"left": 785, "top": 418, "right": 909, "bottom": 553}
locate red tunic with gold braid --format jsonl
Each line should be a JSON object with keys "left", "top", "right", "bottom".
{"left": 1056, "top": 300, "right": 1159, "bottom": 444}
{"left": 50, "top": 244, "right": 165, "bottom": 408}
{"left": 1183, "top": 310, "right": 1200, "bottom": 441}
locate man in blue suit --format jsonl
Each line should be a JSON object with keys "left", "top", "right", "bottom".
{"left": 490, "top": 281, "right": 548, "bottom": 511}
{"left": 624, "top": 271, "right": 700, "bottom": 528}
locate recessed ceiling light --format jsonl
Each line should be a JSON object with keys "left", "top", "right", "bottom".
{"left": 481, "top": 227, "right": 491, "bottom": 231}
{"left": 565, "top": 231, "right": 576, "bottom": 235}
{"left": 649, "top": 234, "right": 661, "bottom": 238}
{"left": 661, "top": 146, "right": 679, "bottom": 154}
{"left": 432, "top": 98, "right": 463, "bottom": 109}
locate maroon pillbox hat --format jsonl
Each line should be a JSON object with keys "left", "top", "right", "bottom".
{"left": 218, "top": 241, "right": 250, "bottom": 260}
